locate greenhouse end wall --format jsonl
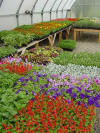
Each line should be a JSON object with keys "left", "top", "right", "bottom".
{"left": 71, "top": 0, "right": 100, "bottom": 19}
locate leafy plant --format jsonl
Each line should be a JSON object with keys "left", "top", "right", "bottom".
{"left": 58, "top": 40, "right": 76, "bottom": 50}
{"left": 0, "top": 46, "right": 16, "bottom": 59}
{"left": 21, "top": 46, "right": 63, "bottom": 65}
{"left": 53, "top": 51, "right": 100, "bottom": 68}
{"left": 2, "top": 33, "right": 34, "bottom": 47}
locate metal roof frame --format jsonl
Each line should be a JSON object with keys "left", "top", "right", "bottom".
{"left": 41, "top": 0, "right": 50, "bottom": 21}
{"left": 31, "top": 0, "right": 39, "bottom": 24}
{"left": 56, "top": 0, "right": 64, "bottom": 18}
{"left": 16, "top": 0, "right": 24, "bottom": 26}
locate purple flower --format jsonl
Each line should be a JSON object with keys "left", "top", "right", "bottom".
{"left": 56, "top": 92, "right": 62, "bottom": 96}
{"left": 61, "top": 89, "right": 66, "bottom": 92}
{"left": 84, "top": 95, "right": 90, "bottom": 98}
{"left": 29, "top": 76, "right": 33, "bottom": 81}
{"left": 36, "top": 77, "right": 39, "bottom": 82}
{"left": 19, "top": 77, "right": 25, "bottom": 82}
{"left": 77, "top": 101, "right": 81, "bottom": 105}
{"left": 25, "top": 79, "right": 29, "bottom": 82}
{"left": 77, "top": 87, "right": 81, "bottom": 92}
{"left": 51, "top": 74, "right": 59, "bottom": 78}
{"left": 88, "top": 97, "right": 94, "bottom": 105}
{"left": 22, "top": 83, "right": 26, "bottom": 86}
{"left": 44, "top": 84, "right": 48, "bottom": 88}
{"left": 33, "top": 72, "right": 36, "bottom": 75}
{"left": 94, "top": 101, "right": 100, "bottom": 107}
{"left": 68, "top": 100, "right": 71, "bottom": 104}
{"left": 40, "top": 85, "right": 43, "bottom": 90}
{"left": 14, "top": 82, "right": 17, "bottom": 86}
{"left": 80, "top": 93, "right": 85, "bottom": 99}
{"left": 66, "top": 88, "right": 72, "bottom": 94}
{"left": 31, "top": 90, "right": 36, "bottom": 96}
{"left": 71, "top": 93, "right": 77, "bottom": 98}
{"left": 16, "top": 89, "right": 21, "bottom": 94}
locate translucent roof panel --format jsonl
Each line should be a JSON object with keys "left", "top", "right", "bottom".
{"left": 44, "top": 0, "right": 57, "bottom": 12}
{"left": 0, "top": 0, "right": 22, "bottom": 15}
{"left": 64, "top": 0, "right": 76, "bottom": 10}
{"left": 58, "top": 0, "right": 68, "bottom": 10}
{"left": 34, "top": 0, "right": 49, "bottom": 12}
{"left": 19, "top": 0, "right": 36, "bottom": 13}
{"left": 52, "top": 0, "right": 62, "bottom": 11}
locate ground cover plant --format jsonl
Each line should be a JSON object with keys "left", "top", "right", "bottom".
{"left": 2, "top": 94, "right": 96, "bottom": 133}
{"left": 53, "top": 51, "right": 100, "bottom": 68}
{"left": 20, "top": 46, "right": 63, "bottom": 65}
{"left": 40, "top": 63, "right": 100, "bottom": 79}
{"left": 58, "top": 40, "right": 76, "bottom": 50}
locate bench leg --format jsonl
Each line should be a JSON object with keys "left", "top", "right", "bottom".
{"left": 74, "top": 30, "right": 77, "bottom": 41}
{"left": 99, "top": 33, "right": 100, "bottom": 43}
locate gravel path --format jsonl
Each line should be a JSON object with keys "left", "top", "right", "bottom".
{"left": 73, "top": 32, "right": 100, "bottom": 53}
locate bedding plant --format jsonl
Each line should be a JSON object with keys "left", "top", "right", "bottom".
{"left": 20, "top": 46, "right": 63, "bottom": 65}
{"left": 2, "top": 94, "right": 96, "bottom": 133}
{"left": 58, "top": 40, "right": 76, "bottom": 50}
{"left": 0, "top": 20, "right": 73, "bottom": 48}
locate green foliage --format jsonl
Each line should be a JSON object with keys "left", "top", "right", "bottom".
{"left": 58, "top": 40, "right": 76, "bottom": 50}
{"left": 74, "top": 19, "right": 100, "bottom": 29}
{"left": 21, "top": 46, "right": 62, "bottom": 65}
{"left": 2, "top": 33, "right": 33, "bottom": 47}
{"left": 53, "top": 51, "right": 100, "bottom": 67}
{"left": 0, "top": 46, "right": 16, "bottom": 58}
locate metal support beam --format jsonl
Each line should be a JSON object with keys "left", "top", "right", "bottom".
{"left": 16, "top": 0, "right": 24, "bottom": 27}
{"left": 56, "top": 0, "right": 64, "bottom": 18}
{"left": 61, "top": 0, "right": 68, "bottom": 17}
{"left": 41, "top": 0, "right": 50, "bottom": 22}
{"left": 49, "top": 0, "right": 58, "bottom": 20}
{"left": 31, "top": 0, "right": 39, "bottom": 24}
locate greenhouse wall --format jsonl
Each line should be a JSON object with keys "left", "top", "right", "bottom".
{"left": 71, "top": 0, "right": 100, "bottom": 18}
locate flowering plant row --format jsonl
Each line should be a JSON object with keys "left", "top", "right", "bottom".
{"left": 2, "top": 94, "right": 96, "bottom": 133}
{"left": 0, "top": 62, "right": 32, "bottom": 75}
{"left": 14, "top": 70, "right": 100, "bottom": 107}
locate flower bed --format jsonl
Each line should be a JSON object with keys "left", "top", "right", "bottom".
{"left": 2, "top": 94, "right": 96, "bottom": 133}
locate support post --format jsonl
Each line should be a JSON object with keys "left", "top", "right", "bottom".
{"left": 99, "top": 33, "right": 100, "bottom": 43}
{"left": 66, "top": 30, "right": 69, "bottom": 39}
{"left": 74, "top": 29, "right": 77, "bottom": 41}
{"left": 48, "top": 35, "right": 53, "bottom": 47}
{"left": 35, "top": 42, "right": 39, "bottom": 48}
{"left": 59, "top": 31, "right": 62, "bottom": 42}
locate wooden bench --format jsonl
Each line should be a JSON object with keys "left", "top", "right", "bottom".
{"left": 73, "top": 28, "right": 100, "bottom": 43}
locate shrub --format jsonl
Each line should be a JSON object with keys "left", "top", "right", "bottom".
{"left": 58, "top": 40, "right": 76, "bottom": 50}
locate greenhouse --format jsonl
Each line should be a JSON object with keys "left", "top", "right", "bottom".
{"left": 0, "top": 0, "right": 100, "bottom": 132}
